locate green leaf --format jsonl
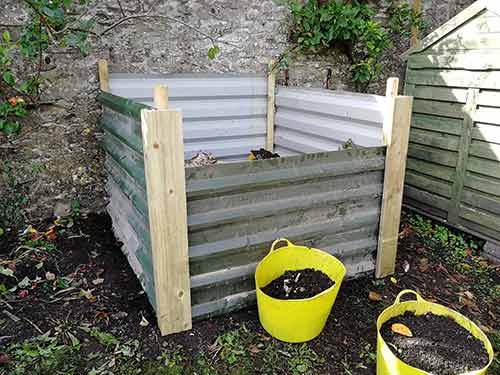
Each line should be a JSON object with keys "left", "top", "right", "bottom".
{"left": 207, "top": 45, "right": 221, "bottom": 60}
{"left": 0, "top": 266, "right": 14, "bottom": 277}
{"left": 2, "top": 121, "right": 21, "bottom": 135}
{"left": 0, "top": 227, "right": 4, "bottom": 237}
{"left": 18, "top": 276, "right": 31, "bottom": 289}
{"left": 2, "top": 71, "right": 15, "bottom": 86}
{"left": 2, "top": 31, "right": 10, "bottom": 42}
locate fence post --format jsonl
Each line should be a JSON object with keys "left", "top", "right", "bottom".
{"left": 376, "top": 78, "right": 413, "bottom": 278}
{"left": 266, "top": 59, "right": 277, "bottom": 151}
{"left": 98, "top": 59, "right": 110, "bottom": 92}
{"left": 141, "top": 87, "right": 192, "bottom": 335}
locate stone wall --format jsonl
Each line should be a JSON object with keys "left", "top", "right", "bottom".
{"left": 0, "top": 0, "right": 476, "bottom": 224}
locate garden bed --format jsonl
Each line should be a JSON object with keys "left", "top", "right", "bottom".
{"left": 0, "top": 211, "right": 498, "bottom": 374}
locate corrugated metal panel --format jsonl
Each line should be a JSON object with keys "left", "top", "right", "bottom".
{"left": 108, "top": 74, "right": 267, "bottom": 161}
{"left": 274, "top": 87, "right": 385, "bottom": 155}
{"left": 185, "top": 147, "right": 385, "bottom": 319}
{"left": 404, "top": 6, "right": 500, "bottom": 244}
{"left": 99, "top": 88, "right": 386, "bottom": 321}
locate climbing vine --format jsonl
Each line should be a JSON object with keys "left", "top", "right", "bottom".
{"left": 0, "top": 0, "right": 225, "bottom": 137}
{"left": 386, "top": 0, "right": 426, "bottom": 38}
{"left": 277, "top": 0, "right": 425, "bottom": 91}
{"left": 277, "top": 0, "right": 390, "bottom": 91}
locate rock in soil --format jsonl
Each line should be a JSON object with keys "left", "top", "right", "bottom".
{"left": 261, "top": 268, "right": 334, "bottom": 300}
{"left": 381, "top": 312, "right": 489, "bottom": 375}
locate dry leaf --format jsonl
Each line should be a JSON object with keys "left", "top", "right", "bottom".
{"left": 459, "top": 296, "right": 478, "bottom": 310}
{"left": 464, "top": 291, "right": 474, "bottom": 300}
{"left": 419, "top": 258, "right": 429, "bottom": 266}
{"left": 419, "top": 264, "right": 429, "bottom": 273}
{"left": 368, "top": 291, "right": 382, "bottom": 302}
{"left": 403, "top": 260, "right": 410, "bottom": 273}
{"left": 44, "top": 227, "right": 57, "bottom": 241}
{"left": 92, "top": 278, "right": 104, "bottom": 286}
{"left": 391, "top": 323, "right": 413, "bottom": 337}
{"left": 140, "top": 316, "right": 149, "bottom": 327}
{"left": 45, "top": 271, "right": 56, "bottom": 281}
{"left": 248, "top": 345, "right": 261, "bottom": 354}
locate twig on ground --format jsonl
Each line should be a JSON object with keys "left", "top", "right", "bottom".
{"left": 0, "top": 299, "right": 13, "bottom": 310}
{"left": 24, "top": 317, "right": 44, "bottom": 334}
{"left": 2, "top": 309, "right": 21, "bottom": 323}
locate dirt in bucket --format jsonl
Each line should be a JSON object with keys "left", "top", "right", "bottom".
{"left": 261, "top": 268, "right": 334, "bottom": 300}
{"left": 380, "top": 312, "right": 489, "bottom": 375}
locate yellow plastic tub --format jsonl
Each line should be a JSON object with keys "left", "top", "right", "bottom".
{"left": 377, "top": 290, "right": 494, "bottom": 375}
{"left": 255, "top": 238, "right": 346, "bottom": 343}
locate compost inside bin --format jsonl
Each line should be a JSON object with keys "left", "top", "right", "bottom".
{"left": 380, "top": 312, "right": 489, "bottom": 375}
{"left": 261, "top": 268, "right": 334, "bottom": 299}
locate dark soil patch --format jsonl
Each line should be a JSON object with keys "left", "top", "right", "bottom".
{"left": 261, "top": 269, "right": 334, "bottom": 299}
{"left": 381, "top": 312, "right": 490, "bottom": 375}
{"left": 1, "top": 210, "right": 498, "bottom": 374}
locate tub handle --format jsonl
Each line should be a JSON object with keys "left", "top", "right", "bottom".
{"left": 269, "top": 238, "right": 294, "bottom": 253}
{"left": 393, "top": 289, "right": 425, "bottom": 305}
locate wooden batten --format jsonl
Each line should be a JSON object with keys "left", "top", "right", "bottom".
{"left": 376, "top": 78, "right": 413, "bottom": 278}
{"left": 266, "top": 59, "right": 277, "bottom": 151}
{"left": 411, "top": 0, "right": 422, "bottom": 47}
{"left": 141, "top": 87, "right": 192, "bottom": 335}
{"left": 98, "top": 59, "right": 110, "bottom": 92}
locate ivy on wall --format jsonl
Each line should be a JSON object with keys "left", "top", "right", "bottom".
{"left": 277, "top": 0, "right": 425, "bottom": 92}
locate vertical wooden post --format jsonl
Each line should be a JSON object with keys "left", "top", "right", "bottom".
{"left": 411, "top": 0, "right": 422, "bottom": 47}
{"left": 154, "top": 85, "right": 169, "bottom": 110}
{"left": 376, "top": 78, "right": 413, "bottom": 278}
{"left": 98, "top": 59, "right": 110, "bottom": 92}
{"left": 141, "top": 88, "right": 192, "bottom": 335}
{"left": 266, "top": 59, "right": 277, "bottom": 151}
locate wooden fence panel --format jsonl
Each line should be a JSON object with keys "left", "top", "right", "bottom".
{"left": 404, "top": 3, "right": 500, "bottom": 245}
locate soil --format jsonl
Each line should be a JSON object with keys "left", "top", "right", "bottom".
{"left": 381, "top": 312, "right": 490, "bottom": 375}
{"left": 1, "top": 211, "right": 498, "bottom": 374}
{"left": 261, "top": 269, "right": 334, "bottom": 299}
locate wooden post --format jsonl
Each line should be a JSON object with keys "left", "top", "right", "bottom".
{"left": 154, "top": 85, "right": 169, "bottom": 110}
{"left": 411, "top": 0, "right": 422, "bottom": 47}
{"left": 376, "top": 78, "right": 413, "bottom": 278}
{"left": 98, "top": 59, "right": 110, "bottom": 92}
{"left": 140, "top": 88, "right": 192, "bottom": 335}
{"left": 266, "top": 59, "right": 277, "bottom": 151}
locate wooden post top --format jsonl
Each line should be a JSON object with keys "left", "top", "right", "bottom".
{"left": 154, "top": 85, "right": 169, "bottom": 110}
{"left": 386, "top": 77, "right": 400, "bottom": 97}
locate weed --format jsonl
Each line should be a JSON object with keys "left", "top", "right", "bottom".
{"left": 2, "top": 333, "right": 83, "bottom": 375}
{"left": 488, "top": 332, "right": 500, "bottom": 375}
{"left": 31, "top": 162, "right": 47, "bottom": 175}
{"left": 83, "top": 326, "right": 120, "bottom": 348}
{"left": 22, "top": 237, "right": 58, "bottom": 252}
{"left": 215, "top": 327, "right": 249, "bottom": 367}
{"left": 407, "top": 213, "right": 498, "bottom": 302}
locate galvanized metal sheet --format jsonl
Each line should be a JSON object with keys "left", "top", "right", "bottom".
{"left": 108, "top": 73, "right": 268, "bottom": 161}
{"left": 274, "top": 87, "right": 385, "bottom": 155}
